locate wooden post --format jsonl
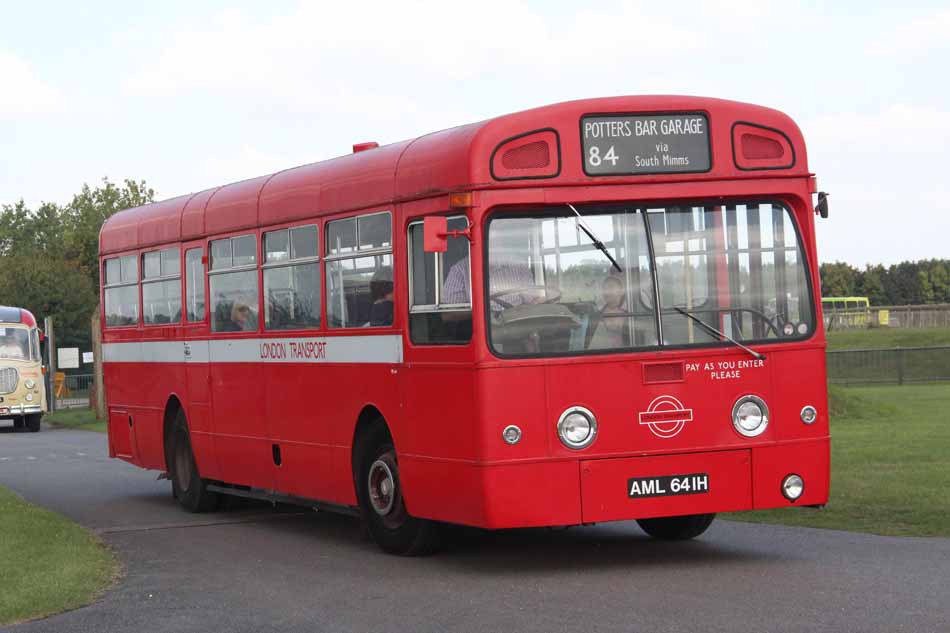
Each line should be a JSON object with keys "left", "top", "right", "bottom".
{"left": 44, "top": 316, "right": 56, "bottom": 413}
{"left": 897, "top": 348, "right": 905, "bottom": 386}
{"left": 91, "top": 305, "right": 106, "bottom": 420}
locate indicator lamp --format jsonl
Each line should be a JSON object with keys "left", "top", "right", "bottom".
{"left": 502, "top": 425, "right": 522, "bottom": 445}
{"left": 800, "top": 405, "right": 817, "bottom": 424}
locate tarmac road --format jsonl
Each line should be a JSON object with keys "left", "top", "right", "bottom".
{"left": 1, "top": 422, "right": 948, "bottom": 633}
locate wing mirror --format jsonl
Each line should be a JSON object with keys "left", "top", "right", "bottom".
{"left": 423, "top": 216, "right": 471, "bottom": 253}
{"left": 815, "top": 192, "right": 830, "bottom": 218}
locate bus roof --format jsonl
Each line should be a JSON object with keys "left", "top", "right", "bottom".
{"left": 821, "top": 297, "right": 870, "bottom": 302}
{"left": 0, "top": 306, "right": 37, "bottom": 327}
{"left": 100, "top": 95, "right": 809, "bottom": 255}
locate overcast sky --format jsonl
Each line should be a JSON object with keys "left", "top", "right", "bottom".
{"left": 2, "top": 1, "right": 948, "bottom": 266}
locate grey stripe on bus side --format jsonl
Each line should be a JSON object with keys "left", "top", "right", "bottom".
{"left": 102, "top": 335, "right": 403, "bottom": 364}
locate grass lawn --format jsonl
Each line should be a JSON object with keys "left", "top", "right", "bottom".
{"left": 827, "top": 326, "right": 950, "bottom": 351}
{"left": 729, "top": 383, "right": 950, "bottom": 537}
{"left": 0, "top": 485, "right": 117, "bottom": 625}
{"left": 45, "top": 409, "right": 106, "bottom": 433}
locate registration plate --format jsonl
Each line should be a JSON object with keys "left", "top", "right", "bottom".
{"left": 627, "top": 472, "right": 710, "bottom": 499}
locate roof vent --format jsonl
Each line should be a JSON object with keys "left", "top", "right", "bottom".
{"left": 490, "top": 129, "right": 560, "bottom": 181}
{"left": 732, "top": 123, "right": 795, "bottom": 170}
{"left": 352, "top": 142, "right": 379, "bottom": 153}
{"left": 502, "top": 141, "right": 550, "bottom": 170}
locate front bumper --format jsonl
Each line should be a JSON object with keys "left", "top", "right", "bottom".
{"left": 403, "top": 437, "right": 830, "bottom": 529}
{"left": 0, "top": 404, "right": 43, "bottom": 416}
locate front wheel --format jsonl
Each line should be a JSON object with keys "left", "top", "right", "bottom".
{"left": 637, "top": 513, "right": 716, "bottom": 540}
{"left": 357, "top": 422, "right": 441, "bottom": 555}
{"left": 168, "top": 410, "right": 219, "bottom": 513}
{"left": 26, "top": 414, "right": 42, "bottom": 433}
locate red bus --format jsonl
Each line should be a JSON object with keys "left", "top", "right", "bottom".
{"left": 99, "top": 96, "right": 830, "bottom": 554}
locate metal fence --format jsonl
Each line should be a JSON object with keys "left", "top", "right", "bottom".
{"left": 827, "top": 304, "right": 950, "bottom": 331}
{"left": 827, "top": 346, "right": 950, "bottom": 385}
{"left": 53, "top": 373, "right": 93, "bottom": 409}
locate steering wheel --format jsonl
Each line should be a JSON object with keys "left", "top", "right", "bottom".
{"left": 730, "top": 308, "right": 781, "bottom": 338}
{"left": 490, "top": 286, "right": 562, "bottom": 309}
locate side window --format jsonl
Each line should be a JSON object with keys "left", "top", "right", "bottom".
{"left": 263, "top": 225, "right": 321, "bottom": 330}
{"left": 326, "top": 212, "right": 393, "bottom": 328}
{"left": 209, "top": 235, "right": 259, "bottom": 332}
{"left": 142, "top": 247, "right": 182, "bottom": 325}
{"left": 103, "top": 254, "right": 139, "bottom": 327}
{"left": 407, "top": 216, "right": 472, "bottom": 344}
{"left": 185, "top": 248, "right": 205, "bottom": 322}
{"left": 31, "top": 328, "right": 40, "bottom": 362}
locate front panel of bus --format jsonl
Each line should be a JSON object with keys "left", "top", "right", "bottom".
{"left": 404, "top": 108, "right": 829, "bottom": 529}
{"left": 447, "top": 191, "right": 829, "bottom": 528}
{"left": 0, "top": 323, "right": 46, "bottom": 418}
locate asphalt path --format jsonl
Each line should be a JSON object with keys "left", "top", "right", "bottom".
{"left": 1, "top": 421, "right": 949, "bottom": 633}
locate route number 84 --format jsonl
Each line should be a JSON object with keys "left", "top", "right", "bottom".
{"left": 588, "top": 145, "right": 618, "bottom": 167}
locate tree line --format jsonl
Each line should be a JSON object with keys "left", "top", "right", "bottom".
{"left": 0, "top": 179, "right": 154, "bottom": 352}
{"left": 820, "top": 261, "right": 950, "bottom": 306}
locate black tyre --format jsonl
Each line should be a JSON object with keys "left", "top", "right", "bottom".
{"left": 26, "top": 414, "right": 42, "bottom": 433}
{"left": 637, "top": 513, "right": 716, "bottom": 540}
{"left": 13, "top": 418, "right": 24, "bottom": 430}
{"left": 168, "top": 410, "right": 218, "bottom": 513}
{"left": 356, "top": 421, "right": 441, "bottom": 555}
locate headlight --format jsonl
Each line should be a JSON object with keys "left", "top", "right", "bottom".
{"left": 24, "top": 379, "right": 35, "bottom": 389}
{"left": 732, "top": 395, "right": 769, "bottom": 437}
{"left": 557, "top": 406, "right": 597, "bottom": 449}
{"left": 782, "top": 474, "right": 804, "bottom": 501}
{"left": 800, "top": 405, "right": 817, "bottom": 424}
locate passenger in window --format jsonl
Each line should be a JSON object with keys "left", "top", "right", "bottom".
{"left": 369, "top": 272, "right": 394, "bottom": 327}
{"left": 220, "top": 297, "right": 256, "bottom": 332}
{"left": 588, "top": 275, "right": 630, "bottom": 349}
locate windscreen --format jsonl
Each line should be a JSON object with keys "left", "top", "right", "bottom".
{"left": 0, "top": 327, "right": 32, "bottom": 361}
{"left": 486, "top": 201, "right": 814, "bottom": 356}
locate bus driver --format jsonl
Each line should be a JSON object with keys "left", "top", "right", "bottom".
{"left": 0, "top": 329, "right": 28, "bottom": 360}
{"left": 443, "top": 253, "right": 541, "bottom": 307}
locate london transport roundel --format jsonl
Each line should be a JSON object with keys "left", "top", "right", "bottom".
{"left": 638, "top": 395, "right": 694, "bottom": 439}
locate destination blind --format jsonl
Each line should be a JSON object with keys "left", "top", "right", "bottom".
{"left": 581, "top": 113, "right": 711, "bottom": 175}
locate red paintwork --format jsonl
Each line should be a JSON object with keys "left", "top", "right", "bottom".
{"left": 0, "top": 307, "right": 38, "bottom": 327}
{"left": 100, "top": 96, "right": 829, "bottom": 529}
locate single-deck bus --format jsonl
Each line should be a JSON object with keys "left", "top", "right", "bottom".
{"left": 0, "top": 306, "right": 46, "bottom": 432}
{"left": 822, "top": 296, "right": 870, "bottom": 329}
{"left": 100, "top": 96, "right": 830, "bottom": 554}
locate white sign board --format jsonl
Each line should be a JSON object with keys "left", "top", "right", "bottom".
{"left": 58, "top": 347, "right": 80, "bottom": 369}
{"left": 82, "top": 352, "right": 94, "bottom": 364}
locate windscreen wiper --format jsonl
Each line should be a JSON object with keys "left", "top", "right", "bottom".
{"left": 673, "top": 307, "right": 766, "bottom": 361}
{"left": 567, "top": 204, "right": 622, "bottom": 273}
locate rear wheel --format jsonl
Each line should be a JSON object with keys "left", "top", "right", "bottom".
{"left": 26, "top": 414, "right": 42, "bottom": 433}
{"left": 168, "top": 410, "right": 218, "bottom": 513}
{"left": 637, "top": 513, "right": 716, "bottom": 540}
{"left": 356, "top": 421, "right": 441, "bottom": 555}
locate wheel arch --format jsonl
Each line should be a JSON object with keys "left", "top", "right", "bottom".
{"left": 350, "top": 404, "right": 391, "bottom": 485}
{"left": 162, "top": 394, "right": 184, "bottom": 472}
